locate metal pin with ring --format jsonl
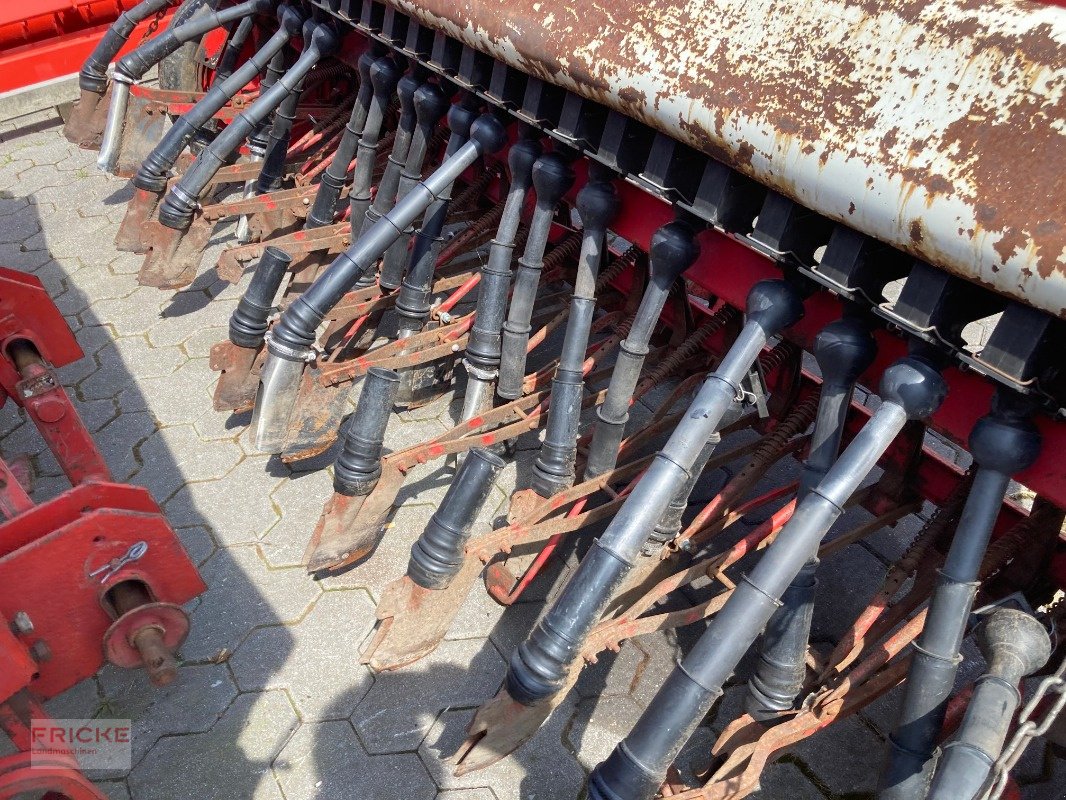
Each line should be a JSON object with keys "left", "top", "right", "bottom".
{"left": 90, "top": 541, "right": 149, "bottom": 584}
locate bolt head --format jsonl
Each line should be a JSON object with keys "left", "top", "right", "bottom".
{"left": 11, "top": 611, "right": 33, "bottom": 634}
{"left": 30, "top": 640, "right": 52, "bottom": 662}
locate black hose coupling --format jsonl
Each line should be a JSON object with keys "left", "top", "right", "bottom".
{"left": 373, "top": 80, "right": 450, "bottom": 290}
{"left": 346, "top": 55, "right": 402, "bottom": 223}
{"left": 79, "top": 0, "right": 173, "bottom": 94}
{"left": 496, "top": 152, "right": 577, "bottom": 399}
{"left": 305, "top": 49, "right": 376, "bottom": 229}
{"left": 117, "top": 0, "right": 275, "bottom": 82}
{"left": 464, "top": 133, "right": 543, "bottom": 374}
{"left": 392, "top": 97, "right": 481, "bottom": 328}
{"left": 271, "top": 111, "right": 506, "bottom": 354}
{"left": 583, "top": 220, "right": 700, "bottom": 479}
{"left": 407, "top": 448, "right": 505, "bottom": 590}
{"left": 135, "top": 2, "right": 305, "bottom": 191}
{"left": 157, "top": 18, "right": 339, "bottom": 231}
{"left": 228, "top": 246, "right": 292, "bottom": 348}
{"left": 333, "top": 368, "right": 401, "bottom": 496}
{"left": 531, "top": 165, "right": 622, "bottom": 497}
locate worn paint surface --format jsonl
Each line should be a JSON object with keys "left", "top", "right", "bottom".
{"left": 388, "top": 0, "right": 1066, "bottom": 317}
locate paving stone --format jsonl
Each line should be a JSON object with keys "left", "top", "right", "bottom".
{"left": 66, "top": 263, "right": 141, "bottom": 303}
{"left": 25, "top": 256, "right": 68, "bottom": 295}
{"left": 0, "top": 158, "right": 33, "bottom": 191}
{"left": 181, "top": 546, "right": 319, "bottom": 663}
{"left": 231, "top": 590, "right": 376, "bottom": 721}
{"left": 81, "top": 336, "right": 187, "bottom": 396}
{"left": 384, "top": 416, "right": 448, "bottom": 454}
{"left": 810, "top": 542, "right": 887, "bottom": 646}
{"left": 98, "top": 663, "right": 238, "bottom": 765}
{"left": 0, "top": 241, "right": 54, "bottom": 271}
{"left": 0, "top": 193, "right": 30, "bottom": 216}
{"left": 274, "top": 720, "right": 437, "bottom": 800}
{"left": 418, "top": 700, "right": 584, "bottom": 799}
{"left": 353, "top": 637, "right": 507, "bottom": 755}
{"left": 30, "top": 219, "right": 114, "bottom": 263}
{"left": 30, "top": 473, "right": 70, "bottom": 504}
{"left": 165, "top": 455, "right": 283, "bottom": 546}
{"left": 789, "top": 714, "right": 886, "bottom": 796}
{"left": 182, "top": 326, "right": 230, "bottom": 359}
{"left": 108, "top": 250, "right": 148, "bottom": 276}
{"left": 1, "top": 418, "right": 48, "bottom": 458}
{"left": 136, "top": 358, "right": 218, "bottom": 426}
{"left": 8, "top": 136, "right": 71, "bottom": 167}
{"left": 45, "top": 677, "right": 104, "bottom": 720}
{"left": 436, "top": 791, "right": 498, "bottom": 800}
{"left": 130, "top": 424, "right": 243, "bottom": 501}
{"left": 0, "top": 198, "right": 43, "bottom": 243}
{"left": 260, "top": 468, "right": 333, "bottom": 568}
{"left": 565, "top": 694, "right": 645, "bottom": 770}
{"left": 177, "top": 524, "right": 218, "bottom": 566}
{"left": 752, "top": 761, "right": 829, "bottom": 799}
{"left": 97, "top": 780, "right": 132, "bottom": 800}
{"left": 128, "top": 690, "right": 296, "bottom": 800}
{"left": 93, "top": 411, "right": 159, "bottom": 482}
{"left": 149, "top": 294, "right": 237, "bottom": 349}
{"left": 443, "top": 573, "right": 510, "bottom": 642}
{"left": 193, "top": 406, "right": 252, "bottom": 442}
{"left": 575, "top": 630, "right": 682, "bottom": 708}
{"left": 93, "top": 287, "right": 166, "bottom": 337}
{"left": 69, "top": 396, "right": 118, "bottom": 434}
{"left": 52, "top": 286, "right": 92, "bottom": 317}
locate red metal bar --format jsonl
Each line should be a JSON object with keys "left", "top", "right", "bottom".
{"left": 0, "top": 4, "right": 177, "bottom": 94}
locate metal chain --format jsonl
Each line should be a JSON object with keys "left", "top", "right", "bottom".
{"left": 139, "top": 6, "right": 170, "bottom": 44}
{"left": 981, "top": 649, "right": 1066, "bottom": 799}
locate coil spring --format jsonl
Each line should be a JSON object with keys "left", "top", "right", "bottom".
{"left": 638, "top": 306, "right": 738, "bottom": 390}
{"left": 891, "top": 470, "right": 975, "bottom": 579}
{"left": 304, "top": 61, "right": 357, "bottom": 92}
{"left": 743, "top": 391, "right": 820, "bottom": 469}
{"left": 451, "top": 165, "right": 500, "bottom": 213}
{"left": 541, "top": 230, "right": 584, "bottom": 275}
{"left": 982, "top": 501, "right": 1064, "bottom": 581}
{"left": 757, "top": 338, "right": 800, "bottom": 376}
{"left": 592, "top": 243, "right": 640, "bottom": 289}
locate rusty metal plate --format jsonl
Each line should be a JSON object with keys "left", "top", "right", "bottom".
{"left": 388, "top": 0, "right": 1066, "bottom": 317}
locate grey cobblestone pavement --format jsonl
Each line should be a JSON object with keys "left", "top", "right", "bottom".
{"left": 1, "top": 110, "right": 1063, "bottom": 800}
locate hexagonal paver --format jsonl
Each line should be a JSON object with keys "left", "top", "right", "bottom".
{"left": 230, "top": 590, "right": 376, "bottom": 721}
{"left": 92, "top": 411, "right": 159, "bottom": 482}
{"left": 193, "top": 406, "right": 251, "bottom": 442}
{"left": 165, "top": 455, "right": 284, "bottom": 546}
{"left": 129, "top": 690, "right": 297, "bottom": 800}
{"left": 136, "top": 359, "right": 218, "bottom": 426}
{"left": 565, "top": 694, "right": 645, "bottom": 770}
{"left": 129, "top": 424, "right": 243, "bottom": 502}
{"left": 260, "top": 468, "right": 334, "bottom": 568}
{"left": 274, "top": 720, "right": 436, "bottom": 800}
{"left": 352, "top": 637, "right": 506, "bottom": 755}
{"left": 149, "top": 295, "right": 237, "bottom": 349}
{"left": 181, "top": 326, "right": 230, "bottom": 359}
{"left": 97, "top": 663, "right": 238, "bottom": 765}
{"left": 180, "top": 546, "right": 319, "bottom": 663}
{"left": 177, "top": 524, "right": 218, "bottom": 566}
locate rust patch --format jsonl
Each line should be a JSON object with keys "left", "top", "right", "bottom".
{"left": 944, "top": 90, "right": 1066, "bottom": 277}
{"left": 386, "top": 0, "right": 1066, "bottom": 314}
{"left": 910, "top": 220, "right": 924, "bottom": 243}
